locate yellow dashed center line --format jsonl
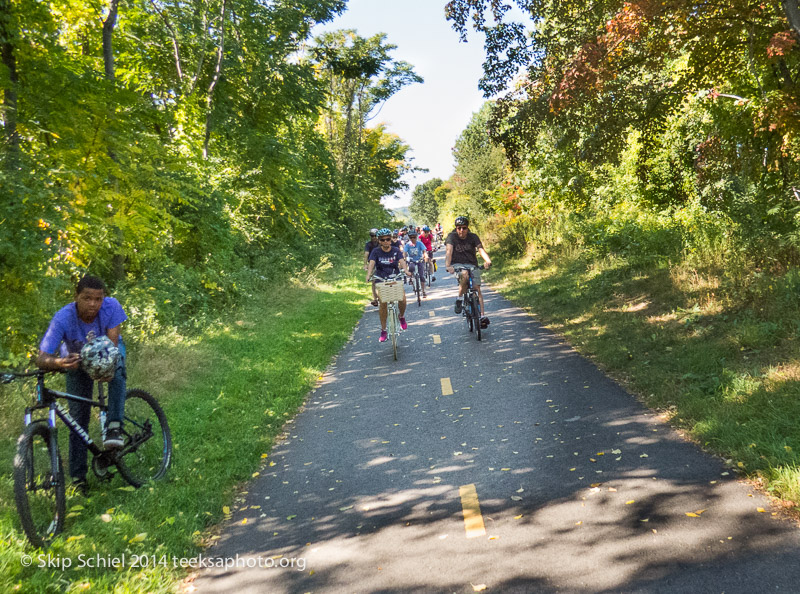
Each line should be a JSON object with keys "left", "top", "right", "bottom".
{"left": 459, "top": 484, "right": 486, "bottom": 538}
{"left": 440, "top": 377, "right": 453, "bottom": 396}
{"left": 428, "top": 311, "right": 435, "bottom": 318}
{"left": 433, "top": 334, "right": 441, "bottom": 345}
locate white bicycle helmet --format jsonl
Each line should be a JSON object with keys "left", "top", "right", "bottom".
{"left": 80, "top": 335, "right": 119, "bottom": 381}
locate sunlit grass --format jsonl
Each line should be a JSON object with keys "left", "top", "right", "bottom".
{"left": 491, "top": 242, "right": 800, "bottom": 511}
{"left": 0, "top": 260, "right": 366, "bottom": 592}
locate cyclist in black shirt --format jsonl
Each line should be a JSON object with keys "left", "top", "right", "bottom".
{"left": 364, "top": 228, "right": 381, "bottom": 306}
{"left": 445, "top": 216, "right": 492, "bottom": 328}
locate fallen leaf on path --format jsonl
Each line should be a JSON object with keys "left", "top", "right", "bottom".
{"left": 472, "top": 585, "right": 487, "bottom": 592}
{"left": 626, "top": 500, "right": 635, "bottom": 505}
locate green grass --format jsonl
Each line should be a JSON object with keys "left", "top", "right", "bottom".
{"left": 489, "top": 244, "right": 800, "bottom": 508}
{"left": 0, "top": 260, "right": 367, "bottom": 592}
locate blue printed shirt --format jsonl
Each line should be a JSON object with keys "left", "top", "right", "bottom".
{"left": 404, "top": 241, "right": 427, "bottom": 263}
{"left": 39, "top": 298, "right": 127, "bottom": 357}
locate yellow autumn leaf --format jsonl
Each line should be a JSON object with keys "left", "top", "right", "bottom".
{"left": 261, "top": 453, "right": 269, "bottom": 458}
{"left": 67, "top": 534, "right": 86, "bottom": 542}
{"left": 686, "top": 512, "right": 699, "bottom": 518}
{"left": 223, "top": 506, "right": 231, "bottom": 515}
{"left": 757, "top": 507, "right": 767, "bottom": 513}
{"left": 472, "top": 585, "right": 487, "bottom": 592}
{"left": 625, "top": 500, "right": 635, "bottom": 505}
{"left": 514, "top": 515, "right": 523, "bottom": 519}
{"left": 129, "top": 533, "right": 147, "bottom": 543}
{"left": 242, "top": 519, "right": 247, "bottom": 525}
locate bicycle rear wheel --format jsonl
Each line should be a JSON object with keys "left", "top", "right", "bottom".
{"left": 415, "top": 274, "right": 421, "bottom": 306}
{"left": 465, "top": 299, "right": 474, "bottom": 332}
{"left": 116, "top": 389, "right": 172, "bottom": 488}
{"left": 14, "top": 421, "right": 65, "bottom": 548}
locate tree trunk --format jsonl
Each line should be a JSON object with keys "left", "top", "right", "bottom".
{"left": 784, "top": 0, "right": 800, "bottom": 40}
{"left": 103, "top": 0, "right": 125, "bottom": 281}
{"left": 203, "top": 0, "right": 227, "bottom": 160}
{"left": 102, "top": 0, "right": 120, "bottom": 81}
{"left": 0, "top": 0, "right": 19, "bottom": 169}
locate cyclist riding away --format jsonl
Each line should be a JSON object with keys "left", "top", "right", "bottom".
{"left": 367, "top": 228, "right": 412, "bottom": 342}
{"left": 364, "top": 228, "right": 380, "bottom": 306}
{"left": 419, "top": 225, "right": 436, "bottom": 282}
{"left": 404, "top": 230, "right": 430, "bottom": 298}
{"left": 445, "top": 216, "right": 493, "bottom": 329}
{"left": 36, "top": 275, "right": 128, "bottom": 494}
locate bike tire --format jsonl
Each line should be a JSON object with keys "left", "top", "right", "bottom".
{"left": 14, "top": 420, "right": 65, "bottom": 548}
{"left": 387, "top": 306, "right": 397, "bottom": 360}
{"left": 465, "top": 299, "right": 474, "bottom": 332}
{"left": 415, "top": 274, "right": 421, "bottom": 306}
{"left": 116, "top": 389, "right": 172, "bottom": 488}
{"left": 472, "top": 295, "right": 482, "bottom": 341}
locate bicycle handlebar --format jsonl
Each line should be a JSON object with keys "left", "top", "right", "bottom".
{"left": 1, "top": 369, "right": 52, "bottom": 384}
{"left": 451, "top": 264, "right": 486, "bottom": 271}
{"left": 371, "top": 273, "right": 406, "bottom": 283}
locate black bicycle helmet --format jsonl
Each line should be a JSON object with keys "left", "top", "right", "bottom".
{"left": 454, "top": 216, "right": 469, "bottom": 227}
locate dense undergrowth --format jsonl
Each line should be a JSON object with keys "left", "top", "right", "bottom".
{"left": 487, "top": 204, "right": 800, "bottom": 508}
{"left": 0, "top": 259, "right": 366, "bottom": 592}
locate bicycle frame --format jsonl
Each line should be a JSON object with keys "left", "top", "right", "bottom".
{"left": 25, "top": 373, "right": 110, "bottom": 460}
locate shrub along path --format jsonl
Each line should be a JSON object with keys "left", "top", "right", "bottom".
{"left": 0, "top": 263, "right": 366, "bottom": 593}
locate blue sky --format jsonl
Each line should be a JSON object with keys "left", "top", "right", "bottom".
{"left": 314, "top": 0, "right": 491, "bottom": 207}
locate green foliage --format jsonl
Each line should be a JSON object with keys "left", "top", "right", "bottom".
{"left": 452, "top": 102, "right": 507, "bottom": 209}
{"left": 0, "top": 2, "right": 417, "bottom": 365}
{"left": 409, "top": 177, "right": 444, "bottom": 225}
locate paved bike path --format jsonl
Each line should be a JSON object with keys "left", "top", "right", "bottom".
{"left": 195, "top": 260, "right": 800, "bottom": 593}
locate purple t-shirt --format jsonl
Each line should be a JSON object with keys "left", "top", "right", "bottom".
{"left": 39, "top": 297, "right": 127, "bottom": 357}
{"left": 369, "top": 245, "right": 404, "bottom": 277}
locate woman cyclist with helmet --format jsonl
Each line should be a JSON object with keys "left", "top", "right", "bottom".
{"left": 366, "top": 228, "right": 412, "bottom": 342}
{"left": 445, "top": 216, "right": 493, "bottom": 328}
{"left": 36, "top": 275, "right": 128, "bottom": 494}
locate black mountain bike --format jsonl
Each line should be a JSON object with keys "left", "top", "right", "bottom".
{"left": 411, "top": 261, "right": 425, "bottom": 306}
{"left": 1, "top": 370, "right": 172, "bottom": 548}
{"left": 454, "top": 265, "right": 485, "bottom": 341}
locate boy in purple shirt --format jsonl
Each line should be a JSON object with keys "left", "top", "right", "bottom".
{"left": 37, "top": 275, "right": 128, "bottom": 492}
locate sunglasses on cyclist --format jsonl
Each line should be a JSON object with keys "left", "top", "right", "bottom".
{"left": 456, "top": 225, "right": 469, "bottom": 230}
{"left": 378, "top": 237, "right": 392, "bottom": 242}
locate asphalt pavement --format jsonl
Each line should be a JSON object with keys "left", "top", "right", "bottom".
{"left": 195, "top": 253, "right": 800, "bottom": 593}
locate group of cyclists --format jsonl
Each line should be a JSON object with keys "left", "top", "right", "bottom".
{"left": 364, "top": 217, "right": 492, "bottom": 343}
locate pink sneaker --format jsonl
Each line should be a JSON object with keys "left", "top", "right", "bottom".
{"left": 379, "top": 330, "right": 388, "bottom": 342}
{"left": 399, "top": 317, "right": 408, "bottom": 330}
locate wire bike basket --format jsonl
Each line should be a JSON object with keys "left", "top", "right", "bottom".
{"left": 377, "top": 280, "right": 405, "bottom": 302}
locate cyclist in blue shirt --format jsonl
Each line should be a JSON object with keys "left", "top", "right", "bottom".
{"left": 366, "top": 228, "right": 412, "bottom": 342}
{"left": 403, "top": 230, "right": 430, "bottom": 298}
{"left": 36, "top": 275, "right": 128, "bottom": 493}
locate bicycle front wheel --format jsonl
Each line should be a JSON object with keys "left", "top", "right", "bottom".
{"left": 472, "top": 295, "right": 482, "bottom": 341}
{"left": 14, "top": 421, "right": 65, "bottom": 548}
{"left": 388, "top": 305, "right": 398, "bottom": 360}
{"left": 415, "top": 275, "right": 422, "bottom": 306}
{"left": 116, "top": 389, "right": 172, "bottom": 488}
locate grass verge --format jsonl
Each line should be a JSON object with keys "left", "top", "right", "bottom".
{"left": 489, "top": 244, "right": 800, "bottom": 510}
{"left": 0, "top": 260, "right": 366, "bottom": 592}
